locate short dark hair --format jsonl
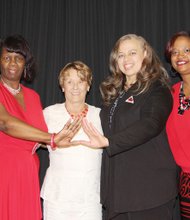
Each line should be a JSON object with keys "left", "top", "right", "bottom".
{"left": 165, "top": 31, "right": 190, "bottom": 63}
{"left": 0, "top": 34, "right": 36, "bottom": 82}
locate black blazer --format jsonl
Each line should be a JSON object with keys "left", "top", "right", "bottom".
{"left": 100, "top": 81, "right": 178, "bottom": 217}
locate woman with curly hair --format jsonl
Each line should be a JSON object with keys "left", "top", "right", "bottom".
{"left": 75, "top": 34, "right": 178, "bottom": 220}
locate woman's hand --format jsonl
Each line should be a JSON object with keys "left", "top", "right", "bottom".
{"left": 72, "top": 118, "right": 109, "bottom": 148}
{"left": 54, "top": 117, "right": 82, "bottom": 148}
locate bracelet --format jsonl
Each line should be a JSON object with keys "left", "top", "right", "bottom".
{"left": 50, "top": 133, "right": 57, "bottom": 150}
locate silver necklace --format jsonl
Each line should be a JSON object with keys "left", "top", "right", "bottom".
{"left": 1, "top": 78, "right": 21, "bottom": 95}
{"left": 109, "top": 90, "right": 126, "bottom": 129}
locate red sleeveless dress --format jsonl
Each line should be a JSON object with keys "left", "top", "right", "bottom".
{"left": 0, "top": 83, "right": 47, "bottom": 220}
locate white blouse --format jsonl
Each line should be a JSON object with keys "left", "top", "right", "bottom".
{"left": 41, "top": 103, "right": 103, "bottom": 211}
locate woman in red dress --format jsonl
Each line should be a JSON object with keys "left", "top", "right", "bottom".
{"left": 0, "top": 35, "right": 80, "bottom": 220}
{"left": 166, "top": 31, "right": 190, "bottom": 220}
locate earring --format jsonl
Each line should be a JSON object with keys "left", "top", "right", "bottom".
{"left": 24, "top": 67, "right": 27, "bottom": 78}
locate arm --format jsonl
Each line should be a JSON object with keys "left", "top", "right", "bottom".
{"left": 0, "top": 103, "right": 81, "bottom": 147}
{"left": 71, "top": 107, "right": 108, "bottom": 148}
{"left": 73, "top": 85, "right": 173, "bottom": 155}
{"left": 72, "top": 118, "right": 109, "bottom": 148}
{"left": 107, "top": 84, "right": 173, "bottom": 156}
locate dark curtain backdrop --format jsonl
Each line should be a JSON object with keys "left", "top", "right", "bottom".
{"left": 0, "top": 0, "right": 188, "bottom": 212}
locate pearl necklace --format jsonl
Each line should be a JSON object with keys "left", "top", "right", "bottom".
{"left": 1, "top": 78, "right": 21, "bottom": 96}
{"left": 66, "top": 104, "right": 88, "bottom": 119}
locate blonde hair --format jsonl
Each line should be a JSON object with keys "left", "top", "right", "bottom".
{"left": 59, "top": 61, "right": 92, "bottom": 88}
{"left": 100, "top": 34, "right": 170, "bottom": 106}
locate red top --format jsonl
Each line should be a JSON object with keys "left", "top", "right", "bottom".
{"left": 0, "top": 82, "right": 47, "bottom": 220}
{"left": 166, "top": 82, "right": 190, "bottom": 172}
{"left": 0, "top": 83, "right": 47, "bottom": 151}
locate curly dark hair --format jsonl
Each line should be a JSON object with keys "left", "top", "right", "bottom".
{"left": 0, "top": 34, "right": 36, "bottom": 82}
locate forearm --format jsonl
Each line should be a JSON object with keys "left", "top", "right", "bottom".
{"left": 107, "top": 118, "right": 161, "bottom": 156}
{"left": 106, "top": 85, "right": 173, "bottom": 156}
{"left": 2, "top": 115, "right": 51, "bottom": 144}
{"left": 0, "top": 103, "right": 81, "bottom": 148}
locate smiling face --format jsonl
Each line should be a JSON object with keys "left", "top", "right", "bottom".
{"left": 117, "top": 38, "right": 146, "bottom": 84}
{"left": 62, "top": 68, "right": 90, "bottom": 105}
{"left": 171, "top": 36, "right": 190, "bottom": 77}
{"left": 0, "top": 48, "right": 25, "bottom": 83}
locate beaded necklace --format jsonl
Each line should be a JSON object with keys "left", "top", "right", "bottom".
{"left": 178, "top": 82, "right": 190, "bottom": 115}
{"left": 1, "top": 77, "right": 21, "bottom": 96}
{"left": 108, "top": 90, "right": 126, "bottom": 129}
{"left": 66, "top": 104, "right": 88, "bottom": 119}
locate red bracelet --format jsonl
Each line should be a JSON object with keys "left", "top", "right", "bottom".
{"left": 50, "top": 133, "right": 57, "bottom": 150}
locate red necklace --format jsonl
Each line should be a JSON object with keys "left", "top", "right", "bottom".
{"left": 66, "top": 104, "right": 88, "bottom": 119}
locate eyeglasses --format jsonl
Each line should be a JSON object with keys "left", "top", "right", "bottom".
{"left": 171, "top": 48, "right": 190, "bottom": 57}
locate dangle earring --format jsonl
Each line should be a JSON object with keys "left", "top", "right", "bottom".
{"left": 24, "top": 67, "right": 27, "bottom": 79}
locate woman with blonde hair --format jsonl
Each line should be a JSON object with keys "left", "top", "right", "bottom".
{"left": 41, "top": 61, "right": 103, "bottom": 220}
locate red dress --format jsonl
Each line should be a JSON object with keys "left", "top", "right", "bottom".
{"left": 0, "top": 83, "right": 47, "bottom": 220}
{"left": 166, "top": 82, "right": 190, "bottom": 172}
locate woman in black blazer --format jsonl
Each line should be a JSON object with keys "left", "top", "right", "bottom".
{"left": 75, "top": 34, "right": 178, "bottom": 220}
